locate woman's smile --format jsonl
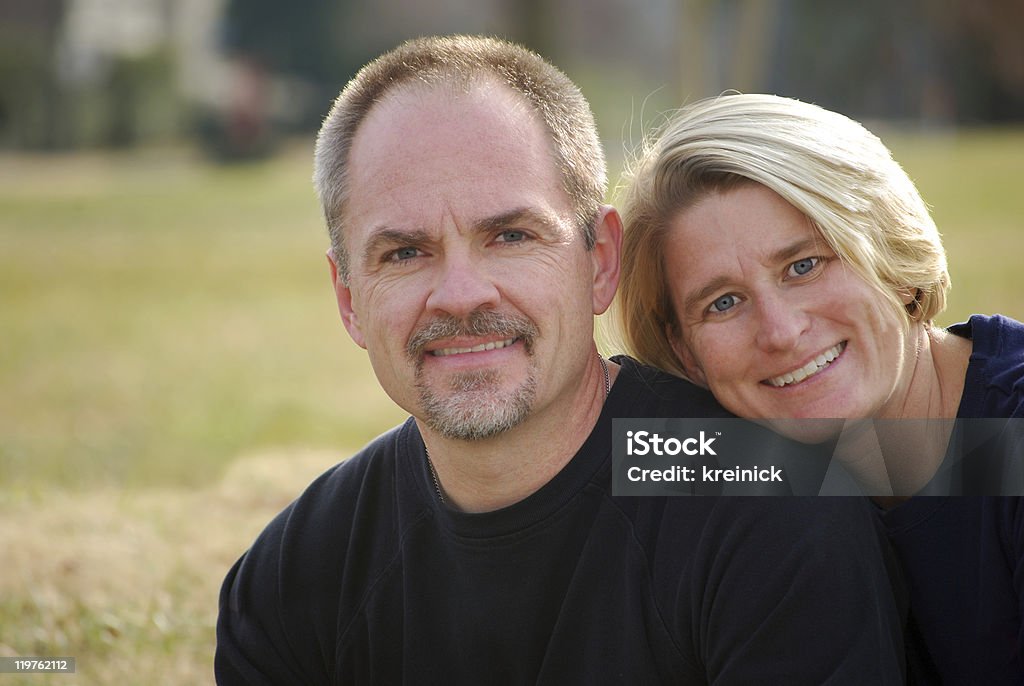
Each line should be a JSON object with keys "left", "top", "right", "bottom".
{"left": 763, "top": 341, "right": 847, "bottom": 388}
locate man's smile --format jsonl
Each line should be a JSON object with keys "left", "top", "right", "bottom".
{"left": 430, "top": 337, "right": 519, "bottom": 357}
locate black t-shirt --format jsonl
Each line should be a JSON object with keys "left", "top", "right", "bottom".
{"left": 217, "top": 357, "right": 905, "bottom": 684}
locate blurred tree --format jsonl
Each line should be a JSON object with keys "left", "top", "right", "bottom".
{"left": 0, "top": 0, "right": 69, "bottom": 148}
{"left": 506, "top": 0, "right": 550, "bottom": 55}
{"left": 948, "top": 0, "right": 1024, "bottom": 122}
{"left": 201, "top": 0, "right": 360, "bottom": 160}
{"left": 221, "top": 0, "right": 353, "bottom": 89}
{"left": 678, "top": 0, "right": 1024, "bottom": 125}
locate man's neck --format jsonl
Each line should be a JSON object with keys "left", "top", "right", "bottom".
{"left": 418, "top": 355, "right": 619, "bottom": 513}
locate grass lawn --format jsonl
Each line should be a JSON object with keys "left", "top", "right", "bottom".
{"left": 0, "top": 127, "right": 1021, "bottom": 683}
{"left": 0, "top": 144, "right": 407, "bottom": 491}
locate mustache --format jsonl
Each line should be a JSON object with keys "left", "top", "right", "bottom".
{"left": 406, "top": 310, "right": 539, "bottom": 359}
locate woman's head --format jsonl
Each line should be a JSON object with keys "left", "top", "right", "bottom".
{"left": 616, "top": 94, "right": 951, "bottom": 428}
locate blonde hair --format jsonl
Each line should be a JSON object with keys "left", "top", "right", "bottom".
{"left": 314, "top": 35, "right": 606, "bottom": 283}
{"left": 616, "top": 93, "right": 950, "bottom": 376}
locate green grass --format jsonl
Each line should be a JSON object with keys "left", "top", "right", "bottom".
{"left": 0, "top": 129, "right": 1021, "bottom": 684}
{"left": 0, "top": 450, "right": 337, "bottom": 685}
{"left": 0, "top": 144, "right": 407, "bottom": 490}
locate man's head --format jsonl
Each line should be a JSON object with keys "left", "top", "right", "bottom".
{"left": 314, "top": 35, "right": 607, "bottom": 284}
{"left": 318, "top": 36, "right": 620, "bottom": 442}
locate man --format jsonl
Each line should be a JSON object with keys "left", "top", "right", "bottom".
{"left": 216, "top": 35, "right": 905, "bottom": 684}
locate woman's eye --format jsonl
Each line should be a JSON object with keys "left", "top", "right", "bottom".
{"left": 709, "top": 294, "right": 739, "bottom": 313}
{"left": 788, "top": 257, "right": 819, "bottom": 277}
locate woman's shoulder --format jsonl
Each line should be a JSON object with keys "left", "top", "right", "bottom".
{"left": 950, "top": 314, "right": 1024, "bottom": 418}
{"left": 949, "top": 314, "right": 1024, "bottom": 353}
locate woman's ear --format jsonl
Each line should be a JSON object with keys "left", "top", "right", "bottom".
{"left": 667, "top": 325, "right": 708, "bottom": 388}
{"left": 898, "top": 287, "right": 923, "bottom": 319}
{"left": 897, "top": 287, "right": 918, "bottom": 306}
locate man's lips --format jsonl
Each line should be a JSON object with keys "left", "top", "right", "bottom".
{"left": 406, "top": 311, "right": 538, "bottom": 360}
{"left": 764, "top": 341, "right": 847, "bottom": 388}
{"left": 429, "top": 337, "right": 519, "bottom": 357}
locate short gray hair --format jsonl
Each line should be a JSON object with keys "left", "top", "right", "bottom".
{"left": 314, "top": 35, "right": 607, "bottom": 283}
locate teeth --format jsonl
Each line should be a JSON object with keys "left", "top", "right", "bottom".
{"left": 767, "top": 342, "right": 845, "bottom": 388}
{"left": 431, "top": 337, "right": 517, "bottom": 357}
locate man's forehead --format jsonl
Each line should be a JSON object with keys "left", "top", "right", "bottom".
{"left": 342, "top": 78, "right": 568, "bottom": 236}
{"left": 371, "top": 75, "right": 532, "bottom": 118}
{"left": 350, "top": 78, "right": 541, "bottom": 160}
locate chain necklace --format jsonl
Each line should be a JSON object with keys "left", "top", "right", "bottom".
{"left": 424, "top": 354, "right": 611, "bottom": 505}
{"left": 599, "top": 354, "right": 610, "bottom": 397}
{"left": 425, "top": 446, "right": 446, "bottom": 504}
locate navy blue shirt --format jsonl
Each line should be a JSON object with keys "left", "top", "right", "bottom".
{"left": 883, "top": 314, "right": 1024, "bottom": 684}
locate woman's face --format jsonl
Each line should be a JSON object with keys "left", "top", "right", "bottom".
{"left": 663, "top": 183, "right": 916, "bottom": 440}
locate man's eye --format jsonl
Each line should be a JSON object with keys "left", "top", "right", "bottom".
{"left": 496, "top": 230, "right": 527, "bottom": 243}
{"left": 389, "top": 247, "right": 421, "bottom": 261}
{"left": 708, "top": 294, "right": 739, "bottom": 313}
{"left": 788, "top": 257, "right": 819, "bottom": 277}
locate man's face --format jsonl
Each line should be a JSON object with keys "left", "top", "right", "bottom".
{"left": 331, "top": 81, "right": 609, "bottom": 441}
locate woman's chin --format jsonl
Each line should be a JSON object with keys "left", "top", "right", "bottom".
{"left": 753, "top": 417, "right": 846, "bottom": 444}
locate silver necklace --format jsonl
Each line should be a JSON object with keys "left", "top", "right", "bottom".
{"left": 599, "top": 354, "right": 610, "bottom": 397}
{"left": 424, "top": 355, "right": 611, "bottom": 505}
{"left": 425, "top": 446, "right": 445, "bottom": 504}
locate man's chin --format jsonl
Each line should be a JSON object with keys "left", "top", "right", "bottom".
{"left": 420, "top": 390, "right": 535, "bottom": 441}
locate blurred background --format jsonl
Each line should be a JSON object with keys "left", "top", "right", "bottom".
{"left": 3, "top": 0, "right": 1024, "bottom": 153}
{"left": 2, "top": 0, "right": 1022, "bottom": 683}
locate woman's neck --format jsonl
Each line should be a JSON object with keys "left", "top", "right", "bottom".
{"left": 840, "top": 323, "right": 973, "bottom": 502}
{"left": 882, "top": 324, "right": 971, "bottom": 420}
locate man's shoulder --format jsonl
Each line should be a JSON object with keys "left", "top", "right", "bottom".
{"left": 216, "top": 420, "right": 422, "bottom": 683}
{"left": 627, "top": 493, "right": 884, "bottom": 554}
{"left": 283, "top": 419, "right": 415, "bottom": 527}
{"left": 610, "top": 355, "right": 731, "bottom": 418}
{"left": 222, "top": 419, "right": 420, "bottom": 608}
{"left": 239, "top": 419, "right": 417, "bottom": 568}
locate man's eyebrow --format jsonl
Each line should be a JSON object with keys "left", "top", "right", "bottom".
{"left": 474, "top": 207, "right": 563, "bottom": 234}
{"left": 359, "top": 208, "right": 563, "bottom": 264}
{"left": 361, "top": 227, "right": 431, "bottom": 264}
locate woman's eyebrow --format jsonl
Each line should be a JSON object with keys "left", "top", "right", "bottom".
{"left": 684, "top": 275, "right": 732, "bottom": 314}
{"left": 681, "top": 237, "right": 822, "bottom": 313}
{"left": 767, "top": 238, "right": 818, "bottom": 266}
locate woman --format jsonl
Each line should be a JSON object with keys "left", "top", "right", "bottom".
{"left": 616, "top": 93, "right": 1024, "bottom": 683}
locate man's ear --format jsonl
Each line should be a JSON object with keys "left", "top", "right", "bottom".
{"left": 667, "top": 324, "right": 708, "bottom": 388}
{"left": 591, "top": 205, "right": 623, "bottom": 315}
{"left": 327, "top": 248, "right": 366, "bottom": 349}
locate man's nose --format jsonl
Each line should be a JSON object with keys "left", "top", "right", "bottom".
{"left": 753, "top": 291, "right": 810, "bottom": 353}
{"left": 424, "top": 251, "right": 501, "bottom": 317}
